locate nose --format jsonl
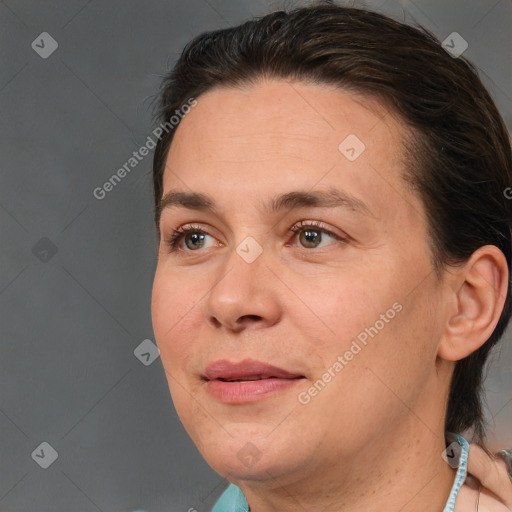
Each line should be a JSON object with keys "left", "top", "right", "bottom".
{"left": 202, "top": 243, "right": 282, "bottom": 332}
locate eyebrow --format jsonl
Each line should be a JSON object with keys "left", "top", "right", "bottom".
{"left": 156, "top": 187, "right": 374, "bottom": 225}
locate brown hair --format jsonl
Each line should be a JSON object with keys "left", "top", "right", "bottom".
{"left": 151, "top": 2, "right": 512, "bottom": 443}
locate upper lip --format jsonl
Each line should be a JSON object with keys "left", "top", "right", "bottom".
{"left": 202, "top": 358, "right": 304, "bottom": 381}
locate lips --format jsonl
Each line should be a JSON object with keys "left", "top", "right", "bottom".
{"left": 202, "top": 358, "right": 304, "bottom": 382}
{"left": 202, "top": 358, "right": 306, "bottom": 404}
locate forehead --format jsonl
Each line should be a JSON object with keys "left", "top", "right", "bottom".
{"left": 162, "top": 79, "right": 419, "bottom": 224}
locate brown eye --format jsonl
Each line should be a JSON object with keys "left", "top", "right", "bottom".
{"left": 299, "top": 229, "right": 324, "bottom": 248}
{"left": 290, "top": 221, "right": 344, "bottom": 249}
{"left": 184, "top": 231, "right": 207, "bottom": 250}
{"left": 164, "top": 224, "right": 217, "bottom": 253}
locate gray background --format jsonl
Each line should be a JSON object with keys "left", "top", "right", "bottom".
{"left": 1, "top": 0, "right": 511, "bottom": 510}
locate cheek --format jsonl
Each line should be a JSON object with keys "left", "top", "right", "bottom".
{"left": 151, "top": 275, "right": 174, "bottom": 344}
{"left": 296, "top": 267, "right": 425, "bottom": 384}
{"left": 151, "top": 270, "right": 196, "bottom": 363}
{"left": 294, "top": 272, "right": 391, "bottom": 342}
{"left": 151, "top": 274, "right": 200, "bottom": 411}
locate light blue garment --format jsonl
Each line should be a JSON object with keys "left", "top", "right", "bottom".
{"left": 210, "top": 483, "right": 249, "bottom": 512}
{"left": 210, "top": 433, "right": 469, "bottom": 512}
{"left": 442, "top": 433, "right": 470, "bottom": 512}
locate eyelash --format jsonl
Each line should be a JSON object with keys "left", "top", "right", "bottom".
{"left": 163, "top": 220, "right": 346, "bottom": 254}
{"left": 164, "top": 224, "right": 208, "bottom": 253}
{"left": 289, "top": 220, "right": 345, "bottom": 246}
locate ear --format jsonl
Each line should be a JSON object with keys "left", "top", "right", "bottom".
{"left": 438, "top": 245, "right": 509, "bottom": 361}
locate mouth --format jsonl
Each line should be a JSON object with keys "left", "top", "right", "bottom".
{"left": 202, "top": 358, "right": 305, "bottom": 381}
{"left": 217, "top": 375, "right": 292, "bottom": 382}
{"left": 202, "top": 359, "right": 306, "bottom": 404}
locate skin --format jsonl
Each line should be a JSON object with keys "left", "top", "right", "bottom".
{"left": 457, "top": 444, "right": 512, "bottom": 511}
{"left": 151, "top": 79, "right": 508, "bottom": 512}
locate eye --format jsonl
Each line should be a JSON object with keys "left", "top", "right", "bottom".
{"left": 164, "top": 224, "right": 218, "bottom": 252}
{"left": 163, "top": 220, "right": 346, "bottom": 254}
{"left": 289, "top": 221, "right": 345, "bottom": 249}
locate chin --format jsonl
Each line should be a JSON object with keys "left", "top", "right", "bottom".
{"left": 196, "top": 429, "right": 303, "bottom": 483}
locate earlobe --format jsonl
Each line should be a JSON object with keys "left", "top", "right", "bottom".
{"left": 438, "top": 245, "right": 509, "bottom": 362}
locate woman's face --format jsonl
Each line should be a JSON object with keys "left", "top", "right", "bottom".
{"left": 151, "top": 79, "right": 449, "bottom": 485}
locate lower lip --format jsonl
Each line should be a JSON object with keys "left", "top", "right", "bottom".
{"left": 205, "top": 377, "right": 304, "bottom": 404}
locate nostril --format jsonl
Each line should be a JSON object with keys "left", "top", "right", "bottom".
{"left": 210, "top": 316, "right": 222, "bottom": 328}
{"left": 209, "top": 314, "right": 264, "bottom": 331}
{"left": 239, "top": 315, "right": 263, "bottom": 322}
{"left": 233, "top": 315, "right": 264, "bottom": 330}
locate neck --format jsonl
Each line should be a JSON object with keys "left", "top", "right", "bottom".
{"left": 239, "top": 386, "right": 457, "bottom": 512}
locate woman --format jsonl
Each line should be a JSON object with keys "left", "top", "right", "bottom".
{"left": 149, "top": 3, "right": 512, "bottom": 511}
